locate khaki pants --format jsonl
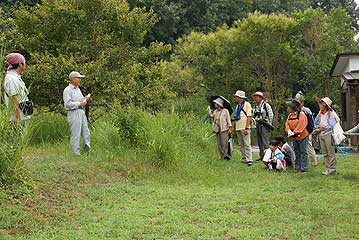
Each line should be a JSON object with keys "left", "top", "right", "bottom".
{"left": 236, "top": 130, "right": 252, "bottom": 162}
{"left": 216, "top": 131, "right": 230, "bottom": 159}
{"left": 319, "top": 133, "right": 336, "bottom": 172}
{"left": 307, "top": 134, "right": 317, "bottom": 166}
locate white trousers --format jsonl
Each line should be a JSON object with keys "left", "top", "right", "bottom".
{"left": 67, "top": 109, "right": 90, "bottom": 156}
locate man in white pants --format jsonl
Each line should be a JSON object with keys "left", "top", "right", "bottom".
{"left": 63, "top": 71, "right": 91, "bottom": 156}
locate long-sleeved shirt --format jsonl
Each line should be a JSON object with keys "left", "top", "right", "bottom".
{"left": 63, "top": 84, "right": 86, "bottom": 111}
{"left": 211, "top": 108, "right": 232, "bottom": 132}
{"left": 253, "top": 100, "right": 274, "bottom": 125}
{"left": 314, "top": 110, "right": 338, "bottom": 137}
{"left": 285, "top": 111, "right": 308, "bottom": 141}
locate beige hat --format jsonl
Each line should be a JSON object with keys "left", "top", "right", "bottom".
{"left": 253, "top": 91, "right": 264, "bottom": 98}
{"left": 320, "top": 97, "right": 332, "bottom": 109}
{"left": 234, "top": 90, "right": 247, "bottom": 99}
{"left": 213, "top": 98, "right": 224, "bottom": 108}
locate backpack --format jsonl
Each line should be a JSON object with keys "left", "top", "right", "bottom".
{"left": 289, "top": 110, "right": 314, "bottom": 134}
{"left": 304, "top": 111, "right": 314, "bottom": 134}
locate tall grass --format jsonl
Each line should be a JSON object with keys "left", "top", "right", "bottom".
{"left": 27, "top": 112, "right": 69, "bottom": 145}
{"left": 0, "top": 108, "right": 30, "bottom": 189}
{"left": 91, "top": 105, "right": 216, "bottom": 169}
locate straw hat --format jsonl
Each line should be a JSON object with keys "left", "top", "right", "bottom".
{"left": 234, "top": 90, "right": 247, "bottom": 99}
{"left": 213, "top": 98, "right": 224, "bottom": 108}
{"left": 253, "top": 91, "right": 264, "bottom": 98}
{"left": 320, "top": 97, "right": 332, "bottom": 110}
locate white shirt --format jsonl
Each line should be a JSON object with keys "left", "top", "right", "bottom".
{"left": 3, "top": 70, "right": 30, "bottom": 121}
{"left": 63, "top": 84, "right": 86, "bottom": 111}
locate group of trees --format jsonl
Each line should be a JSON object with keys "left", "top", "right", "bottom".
{"left": 165, "top": 8, "right": 357, "bottom": 125}
{"left": 0, "top": 0, "right": 358, "bottom": 123}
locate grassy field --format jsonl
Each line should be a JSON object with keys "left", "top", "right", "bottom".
{"left": 1, "top": 142, "right": 358, "bottom": 240}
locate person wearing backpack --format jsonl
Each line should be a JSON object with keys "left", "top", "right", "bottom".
{"left": 285, "top": 100, "right": 309, "bottom": 173}
{"left": 233, "top": 90, "right": 253, "bottom": 166}
{"left": 253, "top": 92, "right": 274, "bottom": 161}
{"left": 295, "top": 94, "right": 317, "bottom": 167}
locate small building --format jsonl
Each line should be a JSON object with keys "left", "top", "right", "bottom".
{"left": 330, "top": 52, "right": 359, "bottom": 147}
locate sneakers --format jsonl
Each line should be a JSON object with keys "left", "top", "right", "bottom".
{"left": 322, "top": 169, "right": 337, "bottom": 176}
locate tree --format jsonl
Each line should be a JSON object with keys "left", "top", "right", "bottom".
{"left": 7, "top": 0, "right": 174, "bottom": 111}
{"left": 294, "top": 7, "right": 356, "bottom": 108}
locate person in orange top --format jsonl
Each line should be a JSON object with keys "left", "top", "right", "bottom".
{"left": 285, "top": 100, "right": 309, "bottom": 173}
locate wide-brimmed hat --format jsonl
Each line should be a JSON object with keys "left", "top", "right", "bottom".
{"left": 295, "top": 91, "right": 305, "bottom": 102}
{"left": 234, "top": 90, "right": 247, "bottom": 99}
{"left": 320, "top": 97, "right": 332, "bottom": 110}
{"left": 69, "top": 71, "right": 86, "bottom": 80}
{"left": 213, "top": 98, "right": 224, "bottom": 108}
{"left": 253, "top": 91, "right": 264, "bottom": 98}
{"left": 287, "top": 99, "right": 301, "bottom": 111}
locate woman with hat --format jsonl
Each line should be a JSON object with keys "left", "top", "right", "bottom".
{"left": 313, "top": 97, "right": 338, "bottom": 176}
{"left": 210, "top": 97, "right": 232, "bottom": 160}
{"left": 285, "top": 99, "right": 309, "bottom": 172}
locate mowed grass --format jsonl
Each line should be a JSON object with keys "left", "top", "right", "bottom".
{"left": 0, "top": 143, "right": 358, "bottom": 240}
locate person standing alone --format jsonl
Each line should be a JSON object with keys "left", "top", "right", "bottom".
{"left": 63, "top": 71, "right": 91, "bottom": 156}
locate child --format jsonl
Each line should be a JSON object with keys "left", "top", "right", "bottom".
{"left": 275, "top": 136, "right": 295, "bottom": 168}
{"left": 262, "top": 140, "right": 286, "bottom": 171}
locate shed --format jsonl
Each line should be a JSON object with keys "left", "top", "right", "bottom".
{"left": 330, "top": 52, "right": 359, "bottom": 147}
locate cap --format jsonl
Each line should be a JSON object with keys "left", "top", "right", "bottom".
{"left": 69, "top": 71, "right": 85, "bottom": 80}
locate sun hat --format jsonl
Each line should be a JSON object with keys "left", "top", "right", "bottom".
{"left": 213, "top": 98, "right": 224, "bottom": 108}
{"left": 69, "top": 71, "right": 86, "bottom": 80}
{"left": 295, "top": 91, "right": 305, "bottom": 102}
{"left": 253, "top": 91, "right": 264, "bottom": 98}
{"left": 234, "top": 90, "right": 247, "bottom": 99}
{"left": 320, "top": 97, "right": 332, "bottom": 110}
{"left": 287, "top": 99, "right": 301, "bottom": 111}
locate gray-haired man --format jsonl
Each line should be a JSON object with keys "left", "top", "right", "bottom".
{"left": 63, "top": 71, "right": 91, "bottom": 156}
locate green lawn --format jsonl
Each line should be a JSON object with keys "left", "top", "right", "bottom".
{"left": 1, "top": 144, "right": 358, "bottom": 240}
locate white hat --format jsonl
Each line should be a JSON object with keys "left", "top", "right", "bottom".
{"left": 320, "top": 97, "right": 333, "bottom": 110}
{"left": 234, "top": 90, "right": 247, "bottom": 99}
{"left": 69, "top": 71, "right": 85, "bottom": 80}
{"left": 253, "top": 91, "right": 264, "bottom": 98}
{"left": 213, "top": 98, "right": 224, "bottom": 108}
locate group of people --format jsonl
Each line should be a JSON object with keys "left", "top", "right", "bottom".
{"left": 3, "top": 52, "right": 359, "bottom": 169}
{"left": 3, "top": 53, "right": 91, "bottom": 156}
{"left": 209, "top": 90, "right": 356, "bottom": 176}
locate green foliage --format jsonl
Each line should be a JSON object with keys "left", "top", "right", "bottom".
{"left": 5, "top": 0, "right": 174, "bottom": 111}
{"left": 27, "top": 112, "right": 69, "bottom": 145}
{"left": 167, "top": 9, "right": 357, "bottom": 127}
{"left": 0, "top": 108, "right": 30, "bottom": 188}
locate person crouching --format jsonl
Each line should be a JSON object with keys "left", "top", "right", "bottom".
{"left": 210, "top": 98, "right": 232, "bottom": 160}
{"left": 262, "top": 140, "right": 286, "bottom": 171}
